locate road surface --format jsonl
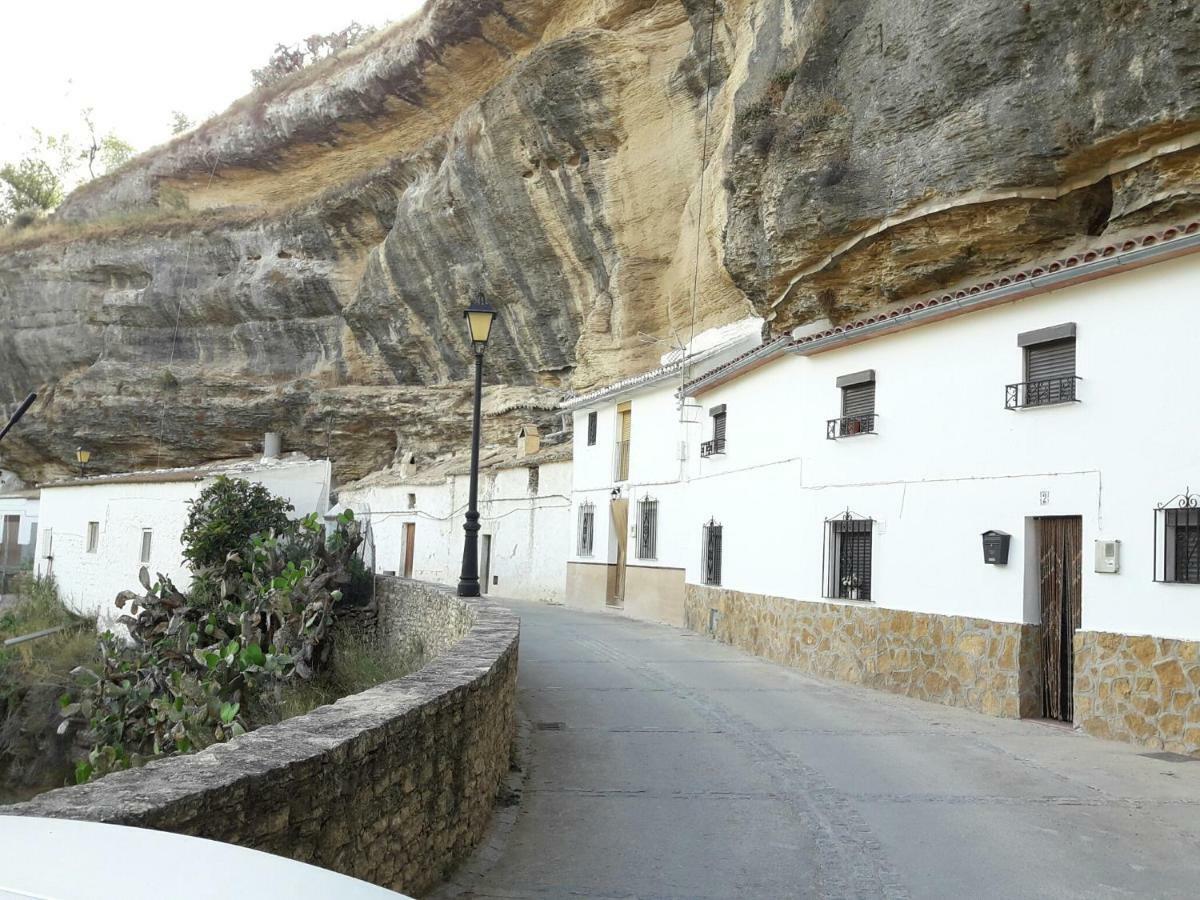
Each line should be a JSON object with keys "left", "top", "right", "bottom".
{"left": 442, "top": 599, "right": 1200, "bottom": 899}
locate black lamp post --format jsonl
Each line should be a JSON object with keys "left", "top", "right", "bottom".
{"left": 0, "top": 393, "right": 36, "bottom": 445}
{"left": 457, "top": 298, "right": 498, "bottom": 598}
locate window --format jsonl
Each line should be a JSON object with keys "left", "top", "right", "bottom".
{"left": 701, "top": 405, "right": 727, "bottom": 457}
{"left": 701, "top": 519, "right": 722, "bottom": 586}
{"left": 86, "top": 521, "right": 100, "bottom": 554}
{"left": 1008, "top": 323, "right": 1078, "bottom": 409}
{"left": 1154, "top": 495, "right": 1200, "bottom": 584}
{"left": 587, "top": 411, "right": 597, "bottom": 446}
{"left": 140, "top": 529, "right": 153, "bottom": 564}
{"left": 407, "top": 492, "right": 416, "bottom": 510}
{"left": 823, "top": 512, "right": 873, "bottom": 600}
{"left": 636, "top": 498, "right": 658, "bottom": 559}
{"left": 577, "top": 502, "right": 595, "bottom": 557}
{"left": 527, "top": 465, "right": 540, "bottom": 495}
{"left": 614, "top": 402, "right": 631, "bottom": 481}
{"left": 828, "top": 370, "right": 876, "bottom": 438}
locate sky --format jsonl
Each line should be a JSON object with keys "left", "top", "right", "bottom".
{"left": 0, "top": 0, "right": 427, "bottom": 183}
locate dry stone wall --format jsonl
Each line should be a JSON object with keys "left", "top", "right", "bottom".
{"left": 685, "top": 584, "right": 1041, "bottom": 718}
{"left": 1074, "top": 630, "right": 1200, "bottom": 756}
{"left": 0, "top": 577, "right": 519, "bottom": 897}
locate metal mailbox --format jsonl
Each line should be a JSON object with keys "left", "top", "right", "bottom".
{"left": 981, "top": 530, "right": 1011, "bottom": 565}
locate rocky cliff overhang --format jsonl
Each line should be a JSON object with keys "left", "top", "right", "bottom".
{"left": 1, "top": 0, "right": 1198, "bottom": 483}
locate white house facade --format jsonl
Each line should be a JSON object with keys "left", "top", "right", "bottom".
{"left": 35, "top": 454, "right": 331, "bottom": 621}
{"left": 339, "top": 431, "right": 571, "bottom": 604}
{"left": 667, "top": 221, "right": 1200, "bottom": 755}
{"left": 563, "top": 318, "right": 765, "bottom": 626}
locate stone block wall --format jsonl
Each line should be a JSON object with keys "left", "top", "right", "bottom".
{"left": 685, "top": 584, "right": 1041, "bottom": 718}
{"left": 1, "top": 577, "right": 519, "bottom": 897}
{"left": 1074, "top": 630, "right": 1200, "bottom": 755}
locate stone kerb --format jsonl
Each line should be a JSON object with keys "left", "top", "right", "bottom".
{"left": 0, "top": 577, "right": 520, "bottom": 897}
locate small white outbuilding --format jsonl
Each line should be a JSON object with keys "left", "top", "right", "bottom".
{"left": 34, "top": 454, "right": 331, "bottom": 622}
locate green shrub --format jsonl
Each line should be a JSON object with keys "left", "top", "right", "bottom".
{"left": 181, "top": 475, "right": 293, "bottom": 570}
{"left": 63, "top": 509, "right": 362, "bottom": 782}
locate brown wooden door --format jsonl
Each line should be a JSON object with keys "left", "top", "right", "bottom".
{"left": 1038, "top": 516, "right": 1083, "bottom": 722}
{"left": 1, "top": 515, "right": 18, "bottom": 568}
{"left": 402, "top": 522, "right": 416, "bottom": 578}
{"left": 608, "top": 499, "right": 628, "bottom": 606}
{"left": 480, "top": 534, "right": 492, "bottom": 594}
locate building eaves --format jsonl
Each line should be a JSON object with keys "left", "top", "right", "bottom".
{"left": 39, "top": 453, "right": 320, "bottom": 490}
{"left": 790, "top": 221, "right": 1200, "bottom": 355}
{"left": 678, "top": 335, "right": 795, "bottom": 397}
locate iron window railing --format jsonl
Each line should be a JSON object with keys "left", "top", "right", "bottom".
{"left": 587, "top": 411, "right": 597, "bottom": 446}
{"left": 1005, "top": 376, "right": 1081, "bottom": 409}
{"left": 700, "top": 437, "right": 726, "bottom": 457}
{"left": 614, "top": 440, "right": 631, "bottom": 481}
{"left": 826, "top": 414, "right": 876, "bottom": 439}
{"left": 822, "top": 511, "right": 873, "bottom": 601}
{"left": 636, "top": 498, "right": 658, "bottom": 559}
{"left": 577, "top": 502, "right": 595, "bottom": 557}
{"left": 702, "top": 519, "right": 722, "bottom": 586}
{"left": 1154, "top": 491, "right": 1200, "bottom": 584}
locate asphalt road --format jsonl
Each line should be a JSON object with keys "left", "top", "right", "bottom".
{"left": 440, "top": 600, "right": 1200, "bottom": 900}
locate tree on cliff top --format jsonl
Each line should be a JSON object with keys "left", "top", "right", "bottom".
{"left": 250, "top": 21, "right": 376, "bottom": 89}
{"left": 0, "top": 130, "right": 75, "bottom": 226}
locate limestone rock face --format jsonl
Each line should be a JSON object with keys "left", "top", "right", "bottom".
{"left": 1, "top": 0, "right": 1198, "bottom": 482}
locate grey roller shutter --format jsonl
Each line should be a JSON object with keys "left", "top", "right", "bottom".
{"left": 841, "top": 382, "right": 875, "bottom": 419}
{"left": 1025, "top": 338, "right": 1075, "bottom": 382}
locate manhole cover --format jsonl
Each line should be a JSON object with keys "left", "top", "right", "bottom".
{"left": 535, "top": 721, "right": 565, "bottom": 731}
{"left": 1140, "top": 751, "right": 1199, "bottom": 763}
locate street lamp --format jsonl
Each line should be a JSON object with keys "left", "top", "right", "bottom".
{"left": 0, "top": 393, "right": 36, "bottom": 444}
{"left": 76, "top": 447, "right": 91, "bottom": 477}
{"left": 457, "top": 297, "right": 497, "bottom": 598}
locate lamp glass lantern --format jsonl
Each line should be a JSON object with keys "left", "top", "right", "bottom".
{"left": 463, "top": 301, "right": 497, "bottom": 353}
{"left": 76, "top": 448, "right": 91, "bottom": 466}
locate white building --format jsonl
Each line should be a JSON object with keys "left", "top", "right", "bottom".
{"left": 0, "top": 488, "right": 39, "bottom": 591}
{"left": 35, "top": 453, "right": 332, "bottom": 620}
{"left": 661, "top": 220, "right": 1200, "bottom": 755}
{"left": 338, "top": 429, "right": 571, "bottom": 604}
{"left": 562, "top": 318, "right": 765, "bottom": 626}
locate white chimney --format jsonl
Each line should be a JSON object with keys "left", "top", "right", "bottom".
{"left": 263, "top": 432, "right": 282, "bottom": 460}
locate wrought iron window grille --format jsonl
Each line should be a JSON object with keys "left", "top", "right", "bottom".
{"left": 636, "top": 498, "right": 658, "bottom": 560}
{"left": 1153, "top": 490, "right": 1200, "bottom": 584}
{"left": 702, "top": 518, "right": 723, "bottom": 586}
{"left": 586, "top": 411, "right": 598, "bottom": 446}
{"left": 1004, "top": 376, "right": 1081, "bottom": 410}
{"left": 577, "top": 501, "right": 596, "bottom": 557}
{"left": 821, "top": 510, "right": 873, "bottom": 601}
{"left": 826, "top": 414, "right": 877, "bottom": 440}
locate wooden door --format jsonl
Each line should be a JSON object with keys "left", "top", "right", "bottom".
{"left": 402, "top": 522, "right": 416, "bottom": 578}
{"left": 1038, "top": 516, "right": 1083, "bottom": 722}
{"left": 1, "top": 515, "right": 18, "bottom": 568}
{"left": 608, "top": 499, "right": 628, "bottom": 606}
{"left": 480, "top": 534, "right": 492, "bottom": 594}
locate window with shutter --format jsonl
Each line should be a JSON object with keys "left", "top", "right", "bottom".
{"left": 829, "top": 371, "right": 876, "bottom": 438}
{"left": 702, "top": 405, "right": 727, "bottom": 457}
{"left": 1008, "top": 324, "right": 1078, "bottom": 409}
{"left": 614, "top": 404, "right": 631, "bottom": 481}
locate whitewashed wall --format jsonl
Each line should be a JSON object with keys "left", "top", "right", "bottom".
{"left": 341, "top": 460, "right": 571, "bottom": 603}
{"left": 680, "top": 252, "right": 1200, "bottom": 642}
{"left": 35, "top": 460, "right": 331, "bottom": 621}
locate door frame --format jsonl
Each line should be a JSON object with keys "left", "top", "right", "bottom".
{"left": 480, "top": 533, "right": 492, "bottom": 594}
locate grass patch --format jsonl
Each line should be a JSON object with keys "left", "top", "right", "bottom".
{"left": 248, "top": 632, "right": 426, "bottom": 725}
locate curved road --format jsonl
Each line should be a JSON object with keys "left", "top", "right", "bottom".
{"left": 442, "top": 600, "right": 1200, "bottom": 899}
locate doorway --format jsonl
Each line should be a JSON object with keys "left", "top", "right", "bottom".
{"left": 1, "top": 515, "right": 18, "bottom": 568}
{"left": 1037, "top": 516, "right": 1082, "bottom": 722}
{"left": 608, "top": 498, "right": 628, "bottom": 607}
{"left": 480, "top": 534, "right": 492, "bottom": 594}
{"left": 401, "top": 522, "right": 416, "bottom": 579}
